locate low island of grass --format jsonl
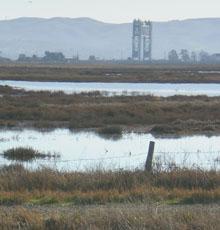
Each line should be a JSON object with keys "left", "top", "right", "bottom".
{"left": 2, "top": 147, "right": 60, "bottom": 162}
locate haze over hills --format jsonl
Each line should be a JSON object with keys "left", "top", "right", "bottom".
{"left": 0, "top": 17, "right": 219, "bottom": 60}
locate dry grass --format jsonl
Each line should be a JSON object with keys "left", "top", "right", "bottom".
{"left": 0, "top": 64, "right": 220, "bottom": 83}
{"left": 0, "top": 203, "right": 220, "bottom": 229}
{"left": 0, "top": 151, "right": 219, "bottom": 228}
{"left": 1, "top": 86, "right": 220, "bottom": 134}
{"left": 0, "top": 165, "right": 219, "bottom": 229}
{"left": 151, "top": 119, "right": 220, "bottom": 135}
{"left": 2, "top": 147, "right": 60, "bottom": 162}
{"left": 0, "top": 165, "right": 219, "bottom": 206}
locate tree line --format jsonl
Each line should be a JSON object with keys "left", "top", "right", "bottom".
{"left": 168, "top": 49, "right": 220, "bottom": 63}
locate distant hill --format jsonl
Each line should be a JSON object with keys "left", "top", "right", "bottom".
{"left": 0, "top": 17, "right": 219, "bottom": 60}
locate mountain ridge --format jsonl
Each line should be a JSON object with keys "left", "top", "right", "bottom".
{"left": 0, "top": 17, "right": 219, "bottom": 59}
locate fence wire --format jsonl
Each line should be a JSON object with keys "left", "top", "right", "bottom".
{"left": 5, "top": 151, "right": 218, "bottom": 164}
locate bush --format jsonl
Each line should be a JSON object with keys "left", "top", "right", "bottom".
{"left": 98, "top": 126, "right": 122, "bottom": 135}
{"left": 97, "top": 126, "right": 123, "bottom": 140}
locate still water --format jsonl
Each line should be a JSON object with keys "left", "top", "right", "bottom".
{"left": 0, "top": 129, "right": 219, "bottom": 171}
{"left": 1, "top": 80, "right": 220, "bottom": 97}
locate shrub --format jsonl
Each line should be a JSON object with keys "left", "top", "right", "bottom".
{"left": 97, "top": 126, "right": 123, "bottom": 140}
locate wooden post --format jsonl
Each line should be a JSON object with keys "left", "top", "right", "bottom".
{"left": 145, "top": 141, "right": 155, "bottom": 172}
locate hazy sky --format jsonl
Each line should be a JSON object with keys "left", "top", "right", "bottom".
{"left": 0, "top": 0, "right": 219, "bottom": 23}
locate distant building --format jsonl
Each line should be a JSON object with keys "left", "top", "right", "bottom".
{"left": 132, "top": 19, "right": 152, "bottom": 62}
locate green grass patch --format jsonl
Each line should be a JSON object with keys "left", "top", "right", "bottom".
{"left": 30, "top": 197, "right": 59, "bottom": 205}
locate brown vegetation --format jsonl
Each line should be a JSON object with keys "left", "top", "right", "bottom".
{"left": 0, "top": 65, "right": 220, "bottom": 229}
{"left": 1, "top": 86, "right": 220, "bottom": 134}
{"left": 151, "top": 119, "right": 220, "bottom": 135}
{"left": 0, "top": 204, "right": 220, "bottom": 229}
{"left": 0, "top": 164, "right": 219, "bottom": 228}
{"left": 2, "top": 147, "right": 60, "bottom": 162}
{"left": 0, "top": 64, "right": 220, "bottom": 83}
{"left": 0, "top": 164, "right": 219, "bottom": 206}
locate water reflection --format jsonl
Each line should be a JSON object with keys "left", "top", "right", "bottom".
{"left": 2, "top": 80, "right": 220, "bottom": 97}
{"left": 0, "top": 128, "right": 219, "bottom": 171}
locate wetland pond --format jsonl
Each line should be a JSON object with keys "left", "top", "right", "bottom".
{"left": 0, "top": 129, "right": 219, "bottom": 171}
{"left": 2, "top": 80, "right": 220, "bottom": 97}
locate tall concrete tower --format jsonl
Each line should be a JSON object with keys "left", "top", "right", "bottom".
{"left": 142, "top": 21, "right": 152, "bottom": 61}
{"left": 132, "top": 19, "right": 142, "bottom": 61}
{"left": 132, "top": 20, "right": 152, "bottom": 62}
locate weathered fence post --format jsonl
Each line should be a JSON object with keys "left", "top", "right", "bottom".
{"left": 145, "top": 141, "right": 155, "bottom": 172}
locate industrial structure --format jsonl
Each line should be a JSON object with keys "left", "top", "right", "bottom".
{"left": 132, "top": 19, "right": 152, "bottom": 62}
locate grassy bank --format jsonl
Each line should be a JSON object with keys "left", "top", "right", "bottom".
{"left": 1, "top": 86, "right": 220, "bottom": 135}
{"left": 0, "top": 165, "right": 220, "bottom": 228}
{"left": 0, "top": 164, "right": 219, "bottom": 206}
{"left": 0, "top": 64, "right": 220, "bottom": 83}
